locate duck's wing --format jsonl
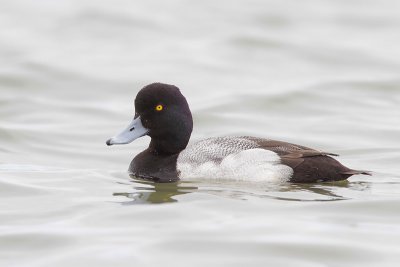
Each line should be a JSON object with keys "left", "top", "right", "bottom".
{"left": 243, "top": 137, "right": 340, "bottom": 171}
{"left": 247, "top": 137, "right": 372, "bottom": 181}
{"left": 247, "top": 137, "right": 339, "bottom": 159}
{"left": 181, "top": 136, "right": 338, "bottom": 166}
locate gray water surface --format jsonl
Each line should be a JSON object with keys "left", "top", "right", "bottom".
{"left": 1, "top": 0, "right": 400, "bottom": 266}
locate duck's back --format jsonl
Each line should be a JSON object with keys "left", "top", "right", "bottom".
{"left": 177, "top": 136, "right": 369, "bottom": 182}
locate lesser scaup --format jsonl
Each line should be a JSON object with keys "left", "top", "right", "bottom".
{"left": 106, "top": 83, "right": 370, "bottom": 183}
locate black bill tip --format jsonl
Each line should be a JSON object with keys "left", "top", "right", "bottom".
{"left": 106, "top": 139, "right": 113, "bottom": 146}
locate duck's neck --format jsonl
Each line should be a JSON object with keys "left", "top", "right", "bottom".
{"left": 149, "top": 132, "right": 191, "bottom": 156}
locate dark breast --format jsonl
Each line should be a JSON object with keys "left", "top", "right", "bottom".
{"left": 129, "top": 149, "right": 179, "bottom": 182}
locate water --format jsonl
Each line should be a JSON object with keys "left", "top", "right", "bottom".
{"left": 1, "top": 0, "right": 400, "bottom": 266}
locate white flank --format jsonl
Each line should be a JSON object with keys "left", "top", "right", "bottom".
{"left": 177, "top": 148, "right": 293, "bottom": 183}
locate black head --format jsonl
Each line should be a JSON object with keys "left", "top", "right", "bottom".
{"left": 106, "top": 83, "right": 193, "bottom": 155}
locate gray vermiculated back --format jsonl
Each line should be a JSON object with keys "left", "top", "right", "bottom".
{"left": 178, "top": 136, "right": 261, "bottom": 164}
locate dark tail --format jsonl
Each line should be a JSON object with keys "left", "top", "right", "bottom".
{"left": 341, "top": 169, "right": 372, "bottom": 176}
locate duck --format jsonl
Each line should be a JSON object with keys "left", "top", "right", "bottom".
{"left": 106, "top": 83, "right": 370, "bottom": 183}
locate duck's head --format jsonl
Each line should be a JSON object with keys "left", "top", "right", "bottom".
{"left": 106, "top": 83, "right": 193, "bottom": 155}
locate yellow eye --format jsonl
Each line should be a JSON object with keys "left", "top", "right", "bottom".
{"left": 155, "top": 104, "right": 163, "bottom": 111}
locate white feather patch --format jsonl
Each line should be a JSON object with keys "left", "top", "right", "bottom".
{"left": 177, "top": 148, "right": 293, "bottom": 182}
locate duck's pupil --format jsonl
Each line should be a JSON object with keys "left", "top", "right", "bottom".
{"left": 129, "top": 127, "right": 135, "bottom": 131}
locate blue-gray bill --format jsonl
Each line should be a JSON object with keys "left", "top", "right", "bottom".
{"left": 106, "top": 116, "right": 148, "bottom": 146}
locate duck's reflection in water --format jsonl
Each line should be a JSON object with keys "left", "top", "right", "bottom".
{"left": 113, "top": 175, "right": 371, "bottom": 204}
{"left": 264, "top": 180, "right": 371, "bottom": 202}
{"left": 113, "top": 175, "right": 198, "bottom": 204}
